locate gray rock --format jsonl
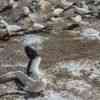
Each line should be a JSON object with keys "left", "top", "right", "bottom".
{"left": 80, "top": 28, "right": 100, "bottom": 40}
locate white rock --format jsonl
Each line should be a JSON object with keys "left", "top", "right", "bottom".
{"left": 33, "top": 23, "right": 45, "bottom": 29}
{"left": 23, "top": 6, "right": 30, "bottom": 15}
{"left": 51, "top": 17, "right": 64, "bottom": 23}
{"left": 71, "top": 15, "right": 82, "bottom": 23}
{"left": 53, "top": 8, "right": 64, "bottom": 16}
{"left": 9, "top": 0, "right": 18, "bottom": 8}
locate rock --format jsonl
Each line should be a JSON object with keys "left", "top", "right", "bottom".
{"left": 71, "top": 15, "right": 82, "bottom": 23}
{"left": 33, "top": 23, "right": 45, "bottom": 30}
{"left": 9, "top": 0, "right": 19, "bottom": 8}
{"left": 66, "top": 79, "right": 92, "bottom": 99}
{"left": 56, "top": 59, "right": 100, "bottom": 79}
{"left": 39, "top": 0, "right": 53, "bottom": 18}
{"left": 0, "top": 0, "right": 32, "bottom": 22}
{"left": 74, "top": 6, "right": 90, "bottom": 14}
{"left": 0, "top": 29, "right": 10, "bottom": 40}
{"left": 61, "top": 0, "right": 75, "bottom": 8}
{"left": 49, "top": 0, "right": 63, "bottom": 7}
{"left": 81, "top": 61, "right": 100, "bottom": 86}
{"left": 51, "top": 17, "right": 64, "bottom": 23}
{"left": 30, "top": 90, "right": 83, "bottom": 100}
{"left": 80, "top": 28, "right": 100, "bottom": 40}
{"left": 23, "top": 34, "right": 48, "bottom": 50}
{"left": 0, "top": 19, "right": 25, "bottom": 36}
{"left": 53, "top": 8, "right": 64, "bottom": 16}
{"left": 56, "top": 59, "right": 100, "bottom": 87}
{"left": 71, "top": 15, "right": 89, "bottom": 25}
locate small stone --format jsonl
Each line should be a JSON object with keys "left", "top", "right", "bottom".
{"left": 33, "top": 23, "right": 45, "bottom": 29}
{"left": 51, "top": 17, "right": 64, "bottom": 23}
{"left": 53, "top": 8, "right": 64, "bottom": 16}
{"left": 71, "top": 15, "right": 89, "bottom": 25}
{"left": 71, "top": 15, "right": 82, "bottom": 23}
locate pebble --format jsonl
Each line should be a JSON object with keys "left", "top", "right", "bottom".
{"left": 53, "top": 8, "right": 64, "bottom": 16}
{"left": 71, "top": 15, "right": 82, "bottom": 23}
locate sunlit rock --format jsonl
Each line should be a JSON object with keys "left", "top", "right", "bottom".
{"left": 53, "top": 8, "right": 64, "bottom": 16}
{"left": 71, "top": 15, "right": 82, "bottom": 23}
{"left": 39, "top": 0, "right": 53, "bottom": 18}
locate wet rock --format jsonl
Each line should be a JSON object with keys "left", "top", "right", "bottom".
{"left": 80, "top": 28, "right": 100, "bottom": 40}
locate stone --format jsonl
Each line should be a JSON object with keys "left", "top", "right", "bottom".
{"left": 80, "top": 28, "right": 100, "bottom": 40}
{"left": 51, "top": 17, "right": 64, "bottom": 23}
{"left": 65, "top": 79, "right": 93, "bottom": 99}
{"left": 71, "top": 15, "right": 89, "bottom": 25}
{"left": 71, "top": 15, "right": 82, "bottom": 23}
{"left": 39, "top": 0, "right": 53, "bottom": 18}
{"left": 33, "top": 23, "right": 45, "bottom": 30}
{"left": 74, "top": 6, "right": 90, "bottom": 14}
{"left": 23, "top": 34, "right": 48, "bottom": 50}
{"left": 53, "top": 8, "right": 64, "bottom": 16}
